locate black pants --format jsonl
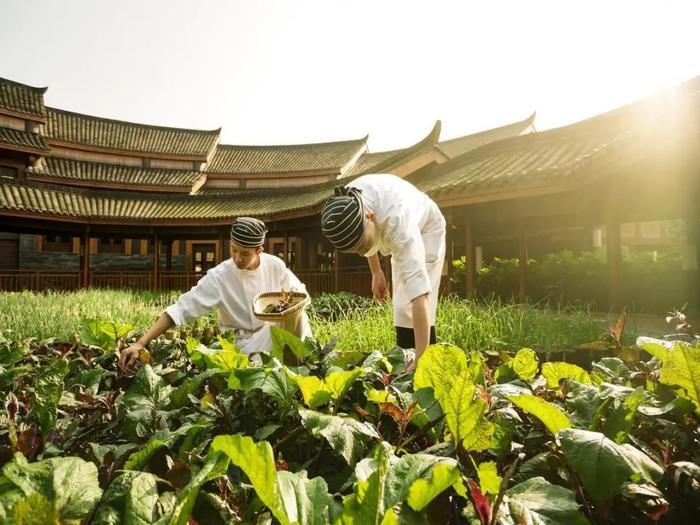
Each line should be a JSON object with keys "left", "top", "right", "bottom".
{"left": 396, "top": 326, "right": 436, "bottom": 349}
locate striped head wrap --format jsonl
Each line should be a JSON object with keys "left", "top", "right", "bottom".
{"left": 230, "top": 217, "right": 268, "bottom": 248}
{"left": 321, "top": 186, "right": 365, "bottom": 252}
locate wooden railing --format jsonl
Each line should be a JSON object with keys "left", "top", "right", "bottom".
{"left": 0, "top": 267, "right": 404, "bottom": 297}
{"left": 90, "top": 272, "right": 153, "bottom": 290}
{"left": 160, "top": 271, "right": 206, "bottom": 291}
{"left": 0, "top": 271, "right": 81, "bottom": 292}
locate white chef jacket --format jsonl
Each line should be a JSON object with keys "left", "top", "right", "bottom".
{"left": 347, "top": 174, "right": 446, "bottom": 328}
{"left": 165, "top": 253, "right": 312, "bottom": 355}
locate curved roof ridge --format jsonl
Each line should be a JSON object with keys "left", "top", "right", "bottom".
{"left": 0, "top": 76, "right": 48, "bottom": 94}
{"left": 439, "top": 112, "right": 535, "bottom": 145}
{"left": 217, "top": 134, "right": 368, "bottom": 150}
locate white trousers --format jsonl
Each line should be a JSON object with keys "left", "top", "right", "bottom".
{"left": 391, "top": 216, "right": 446, "bottom": 328}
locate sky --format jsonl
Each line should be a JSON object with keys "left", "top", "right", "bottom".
{"left": 1, "top": 0, "right": 698, "bottom": 151}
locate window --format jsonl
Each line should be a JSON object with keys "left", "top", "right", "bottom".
{"left": 0, "top": 166, "right": 18, "bottom": 179}
{"left": 192, "top": 243, "right": 216, "bottom": 272}
{"left": 98, "top": 238, "right": 124, "bottom": 254}
{"left": 43, "top": 235, "right": 72, "bottom": 253}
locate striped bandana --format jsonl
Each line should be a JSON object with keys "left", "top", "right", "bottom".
{"left": 321, "top": 186, "right": 365, "bottom": 252}
{"left": 230, "top": 217, "right": 268, "bottom": 248}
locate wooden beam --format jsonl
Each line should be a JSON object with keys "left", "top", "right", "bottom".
{"left": 518, "top": 228, "right": 528, "bottom": 303}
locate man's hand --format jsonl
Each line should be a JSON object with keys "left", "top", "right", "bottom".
{"left": 371, "top": 271, "right": 388, "bottom": 302}
{"left": 119, "top": 341, "right": 144, "bottom": 370}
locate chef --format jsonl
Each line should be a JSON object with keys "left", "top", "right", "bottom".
{"left": 118, "top": 217, "right": 311, "bottom": 369}
{"left": 321, "top": 174, "right": 446, "bottom": 371}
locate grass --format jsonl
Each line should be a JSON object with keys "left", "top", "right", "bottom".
{"left": 311, "top": 295, "right": 607, "bottom": 352}
{"left": 1, "top": 289, "right": 610, "bottom": 352}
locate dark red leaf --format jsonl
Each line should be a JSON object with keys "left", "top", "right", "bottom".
{"left": 467, "top": 478, "right": 491, "bottom": 525}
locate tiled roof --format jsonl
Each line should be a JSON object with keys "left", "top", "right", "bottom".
{"left": 0, "top": 178, "right": 334, "bottom": 223}
{"left": 342, "top": 121, "right": 442, "bottom": 178}
{"left": 46, "top": 108, "right": 220, "bottom": 158}
{"left": 0, "top": 77, "right": 47, "bottom": 119}
{"left": 206, "top": 137, "right": 368, "bottom": 174}
{"left": 411, "top": 79, "right": 700, "bottom": 201}
{"left": 0, "top": 127, "right": 49, "bottom": 153}
{"left": 28, "top": 157, "right": 202, "bottom": 190}
{"left": 437, "top": 112, "right": 536, "bottom": 158}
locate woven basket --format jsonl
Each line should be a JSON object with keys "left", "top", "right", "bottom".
{"left": 252, "top": 291, "right": 310, "bottom": 322}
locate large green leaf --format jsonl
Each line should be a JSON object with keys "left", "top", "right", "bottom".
{"left": 298, "top": 409, "right": 380, "bottom": 465}
{"left": 477, "top": 461, "right": 502, "bottom": 496}
{"left": 212, "top": 434, "right": 331, "bottom": 525}
{"left": 642, "top": 342, "right": 700, "bottom": 416}
{"left": 414, "top": 344, "right": 468, "bottom": 402}
{"left": 93, "top": 471, "right": 162, "bottom": 525}
{"left": 542, "top": 362, "right": 591, "bottom": 389}
{"left": 123, "top": 364, "right": 172, "bottom": 412}
{"left": 194, "top": 344, "right": 248, "bottom": 373}
{"left": 295, "top": 376, "right": 332, "bottom": 409}
{"left": 325, "top": 368, "right": 363, "bottom": 401}
{"left": 79, "top": 319, "right": 132, "bottom": 350}
{"left": 212, "top": 435, "right": 283, "bottom": 522}
{"left": 160, "top": 451, "right": 229, "bottom": 525}
{"left": 276, "top": 470, "right": 332, "bottom": 525}
{"left": 271, "top": 327, "right": 312, "bottom": 361}
{"left": 231, "top": 366, "right": 298, "bottom": 409}
{"left": 512, "top": 348, "right": 539, "bottom": 381}
{"left": 508, "top": 394, "right": 571, "bottom": 435}
{"left": 406, "top": 462, "right": 461, "bottom": 512}
{"left": 383, "top": 454, "right": 459, "bottom": 511}
{"left": 336, "top": 444, "right": 391, "bottom": 525}
{"left": 170, "top": 370, "right": 218, "bottom": 409}
{"left": 557, "top": 429, "right": 634, "bottom": 505}
{"left": 30, "top": 358, "right": 68, "bottom": 437}
{"left": 13, "top": 492, "right": 59, "bottom": 525}
{"left": 497, "top": 477, "right": 588, "bottom": 525}
{"left": 1, "top": 453, "right": 102, "bottom": 523}
{"left": 440, "top": 370, "right": 492, "bottom": 451}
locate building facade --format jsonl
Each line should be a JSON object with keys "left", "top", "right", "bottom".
{"left": 1, "top": 75, "right": 698, "bottom": 311}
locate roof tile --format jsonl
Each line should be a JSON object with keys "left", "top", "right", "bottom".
{"left": 0, "top": 77, "right": 47, "bottom": 119}
{"left": 46, "top": 107, "right": 220, "bottom": 158}
{"left": 206, "top": 137, "right": 367, "bottom": 174}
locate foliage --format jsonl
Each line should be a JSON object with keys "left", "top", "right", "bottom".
{"left": 0, "top": 310, "right": 697, "bottom": 524}
{"left": 452, "top": 248, "right": 689, "bottom": 313}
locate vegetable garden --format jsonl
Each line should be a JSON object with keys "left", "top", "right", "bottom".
{"left": 0, "top": 292, "right": 698, "bottom": 524}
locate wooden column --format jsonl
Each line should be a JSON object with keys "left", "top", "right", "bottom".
{"left": 518, "top": 228, "right": 528, "bottom": 303}
{"left": 464, "top": 220, "right": 476, "bottom": 299}
{"left": 81, "top": 229, "right": 89, "bottom": 288}
{"left": 152, "top": 232, "right": 160, "bottom": 291}
{"left": 607, "top": 218, "right": 622, "bottom": 312}
{"left": 283, "top": 230, "right": 289, "bottom": 266}
{"left": 334, "top": 249, "right": 341, "bottom": 292}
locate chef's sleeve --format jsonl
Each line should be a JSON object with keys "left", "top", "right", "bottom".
{"left": 165, "top": 272, "right": 220, "bottom": 326}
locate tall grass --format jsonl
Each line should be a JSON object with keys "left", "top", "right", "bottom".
{"left": 2, "top": 290, "right": 605, "bottom": 351}
{"left": 311, "top": 295, "right": 605, "bottom": 352}
{"left": 0, "top": 289, "right": 187, "bottom": 341}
